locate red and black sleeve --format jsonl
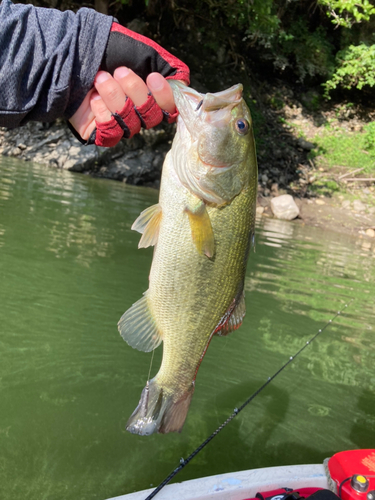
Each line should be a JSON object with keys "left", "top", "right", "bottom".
{"left": 72, "top": 22, "right": 190, "bottom": 148}
{"left": 102, "top": 23, "right": 190, "bottom": 84}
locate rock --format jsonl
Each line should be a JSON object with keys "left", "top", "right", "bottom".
{"left": 353, "top": 200, "right": 366, "bottom": 212}
{"left": 361, "top": 240, "right": 372, "bottom": 250}
{"left": 68, "top": 145, "right": 82, "bottom": 157}
{"left": 11, "top": 147, "right": 21, "bottom": 156}
{"left": 369, "top": 207, "right": 375, "bottom": 215}
{"left": 141, "top": 127, "right": 170, "bottom": 148}
{"left": 1, "top": 146, "right": 11, "bottom": 156}
{"left": 57, "top": 155, "right": 68, "bottom": 168}
{"left": 64, "top": 144, "right": 99, "bottom": 172}
{"left": 56, "top": 140, "right": 72, "bottom": 154}
{"left": 256, "top": 206, "right": 264, "bottom": 215}
{"left": 342, "top": 200, "right": 351, "bottom": 209}
{"left": 315, "top": 199, "right": 325, "bottom": 205}
{"left": 27, "top": 130, "right": 65, "bottom": 152}
{"left": 271, "top": 182, "right": 279, "bottom": 195}
{"left": 297, "top": 138, "right": 315, "bottom": 151}
{"left": 102, "top": 149, "right": 163, "bottom": 184}
{"left": 271, "top": 194, "right": 300, "bottom": 220}
{"left": 366, "top": 228, "right": 375, "bottom": 238}
{"left": 261, "top": 174, "right": 268, "bottom": 183}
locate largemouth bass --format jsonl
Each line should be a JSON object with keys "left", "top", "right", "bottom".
{"left": 118, "top": 81, "right": 258, "bottom": 435}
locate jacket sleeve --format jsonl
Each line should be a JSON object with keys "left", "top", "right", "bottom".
{"left": 0, "top": 0, "right": 113, "bottom": 128}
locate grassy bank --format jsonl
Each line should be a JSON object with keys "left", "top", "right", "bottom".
{"left": 311, "top": 123, "right": 375, "bottom": 173}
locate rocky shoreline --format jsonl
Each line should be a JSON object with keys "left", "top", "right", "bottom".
{"left": 0, "top": 109, "right": 315, "bottom": 193}
{"left": 0, "top": 119, "right": 174, "bottom": 188}
{"left": 1, "top": 119, "right": 374, "bottom": 249}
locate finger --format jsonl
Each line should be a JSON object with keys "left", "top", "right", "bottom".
{"left": 90, "top": 92, "right": 112, "bottom": 123}
{"left": 94, "top": 71, "right": 126, "bottom": 114}
{"left": 146, "top": 73, "right": 176, "bottom": 114}
{"left": 114, "top": 66, "right": 165, "bottom": 130}
{"left": 69, "top": 88, "right": 96, "bottom": 139}
{"left": 113, "top": 67, "right": 149, "bottom": 106}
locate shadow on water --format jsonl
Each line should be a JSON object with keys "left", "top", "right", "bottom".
{"left": 176, "top": 379, "right": 335, "bottom": 484}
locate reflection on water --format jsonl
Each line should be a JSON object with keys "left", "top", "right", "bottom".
{"left": 248, "top": 217, "right": 375, "bottom": 392}
{"left": 0, "top": 157, "right": 374, "bottom": 500}
{"left": 237, "top": 217, "right": 375, "bottom": 474}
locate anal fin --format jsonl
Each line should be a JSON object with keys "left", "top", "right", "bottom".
{"left": 215, "top": 292, "right": 246, "bottom": 337}
{"left": 118, "top": 291, "right": 162, "bottom": 352}
{"left": 131, "top": 203, "right": 162, "bottom": 248}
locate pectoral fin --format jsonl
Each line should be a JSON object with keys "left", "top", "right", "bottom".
{"left": 131, "top": 203, "right": 162, "bottom": 248}
{"left": 215, "top": 292, "right": 246, "bottom": 336}
{"left": 185, "top": 201, "right": 214, "bottom": 258}
{"left": 118, "top": 291, "right": 162, "bottom": 352}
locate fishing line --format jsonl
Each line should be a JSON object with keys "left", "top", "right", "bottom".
{"left": 147, "top": 349, "right": 155, "bottom": 383}
{"left": 144, "top": 299, "right": 354, "bottom": 500}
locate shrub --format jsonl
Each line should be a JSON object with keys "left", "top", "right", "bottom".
{"left": 323, "top": 43, "right": 375, "bottom": 96}
{"left": 319, "top": 0, "right": 375, "bottom": 28}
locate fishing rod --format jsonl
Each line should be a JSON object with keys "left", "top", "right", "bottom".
{"left": 144, "top": 300, "right": 354, "bottom": 500}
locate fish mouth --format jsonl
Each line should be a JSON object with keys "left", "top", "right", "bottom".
{"left": 201, "top": 85, "right": 243, "bottom": 112}
{"left": 169, "top": 81, "right": 243, "bottom": 137}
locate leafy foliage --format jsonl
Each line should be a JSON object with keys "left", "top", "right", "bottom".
{"left": 319, "top": 0, "right": 375, "bottom": 28}
{"left": 279, "top": 21, "right": 335, "bottom": 81}
{"left": 324, "top": 43, "right": 375, "bottom": 96}
{"left": 162, "top": 0, "right": 375, "bottom": 96}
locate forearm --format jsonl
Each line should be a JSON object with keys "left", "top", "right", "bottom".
{"left": 0, "top": 0, "right": 113, "bottom": 127}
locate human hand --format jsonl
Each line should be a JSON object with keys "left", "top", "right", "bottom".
{"left": 68, "top": 21, "right": 189, "bottom": 147}
{"left": 69, "top": 68, "right": 177, "bottom": 146}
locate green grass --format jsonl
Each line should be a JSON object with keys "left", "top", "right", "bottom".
{"left": 309, "top": 178, "right": 340, "bottom": 196}
{"left": 309, "top": 127, "right": 375, "bottom": 173}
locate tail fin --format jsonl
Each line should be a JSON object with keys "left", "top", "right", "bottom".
{"left": 126, "top": 378, "right": 194, "bottom": 435}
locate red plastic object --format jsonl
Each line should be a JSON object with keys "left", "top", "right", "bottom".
{"left": 244, "top": 486, "right": 324, "bottom": 500}
{"left": 328, "top": 449, "right": 375, "bottom": 500}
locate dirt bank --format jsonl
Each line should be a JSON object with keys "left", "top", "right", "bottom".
{"left": 258, "top": 193, "right": 375, "bottom": 242}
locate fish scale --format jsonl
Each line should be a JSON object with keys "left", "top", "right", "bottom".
{"left": 118, "top": 81, "right": 258, "bottom": 435}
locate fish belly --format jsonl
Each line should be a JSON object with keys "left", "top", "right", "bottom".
{"left": 149, "top": 152, "right": 254, "bottom": 396}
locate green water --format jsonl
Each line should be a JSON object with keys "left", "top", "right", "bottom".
{"left": 0, "top": 157, "right": 374, "bottom": 500}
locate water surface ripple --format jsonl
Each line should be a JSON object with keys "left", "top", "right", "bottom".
{"left": 0, "top": 158, "right": 374, "bottom": 500}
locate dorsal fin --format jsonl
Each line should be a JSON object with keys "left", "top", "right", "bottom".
{"left": 131, "top": 203, "right": 162, "bottom": 248}
{"left": 118, "top": 291, "right": 163, "bottom": 352}
{"left": 215, "top": 292, "right": 246, "bottom": 337}
{"left": 185, "top": 201, "right": 215, "bottom": 258}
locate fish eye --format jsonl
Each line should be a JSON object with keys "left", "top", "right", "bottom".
{"left": 235, "top": 119, "right": 249, "bottom": 135}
